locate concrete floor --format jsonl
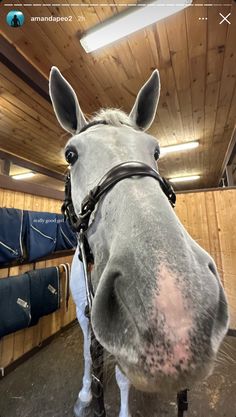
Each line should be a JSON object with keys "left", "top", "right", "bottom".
{"left": 0, "top": 324, "right": 235, "bottom": 417}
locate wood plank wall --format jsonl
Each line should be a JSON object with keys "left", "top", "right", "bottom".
{"left": 0, "top": 188, "right": 76, "bottom": 372}
{"left": 175, "top": 189, "right": 236, "bottom": 329}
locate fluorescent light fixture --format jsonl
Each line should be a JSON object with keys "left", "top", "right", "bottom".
{"left": 80, "top": 0, "right": 192, "bottom": 53}
{"left": 12, "top": 172, "right": 35, "bottom": 180}
{"left": 160, "top": 141, "right": 199, "bottom": 157}
{"left": 169, "top": 175, "right": 200, "bottom": 183}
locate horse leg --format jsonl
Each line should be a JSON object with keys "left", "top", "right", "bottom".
{"left": 70, "top": 249, "right": 93, "bottom": 417}
{"left": 115, "top": 365, "right": 131, "bottom": 417}
{"left": 73, "top": 307, "right": 93, "bottom": 417}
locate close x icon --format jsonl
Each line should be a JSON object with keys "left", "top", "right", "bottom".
{"left": 219, "top": 12, "right": 231, "bottom": 25}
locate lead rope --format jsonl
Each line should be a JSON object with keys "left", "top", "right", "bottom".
{"left": 89, "top": 328, "right": 106, "bottom": 417}
{"left": 177, "top": 389, "right": 189, "bottom": 416}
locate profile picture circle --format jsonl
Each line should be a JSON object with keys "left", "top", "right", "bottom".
{"left": 6, "top": 10, "right": 25, "bottom": 27}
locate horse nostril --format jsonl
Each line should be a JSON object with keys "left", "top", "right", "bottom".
{"left": 106, "top": 272, "right": 122, "bottom": 314}
{"left": 208, "top": 262, "right": 217, "bottom": 277}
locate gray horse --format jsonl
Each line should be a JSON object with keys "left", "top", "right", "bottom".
{"left": 49, "top": 67, "right": 229, "bottom": 416}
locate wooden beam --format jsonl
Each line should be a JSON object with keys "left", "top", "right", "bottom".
{"left": 0, "top": 150, "right": 65, "bottom": 181}
{"left": 0, "top": 34, "right": 50, "bottom": 103}
{"left": 0, "top": 159, "right": 10, "bottom": 176}
{"left": 175, "top": 186, "right": 236, "bottom": 194}
{"left": 0, "top": 174, "right": 64, "bottom": 200}
{"left": 226, "top": 165, "right": 234, "bottom": 186}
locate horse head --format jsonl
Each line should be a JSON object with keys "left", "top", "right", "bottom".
{"left": 49, "top": 67, "right": 229, "bottom": 393}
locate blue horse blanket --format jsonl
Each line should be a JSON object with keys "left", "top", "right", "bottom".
{"left": 0, "top": 266, "right": 60, "bottom": 338}
{"left": 25, "top": 211, "right": 58, "bottom": 262}
{"left": 25, "top": 212, "right": 76, "bottom": 262}
{"left": 0, "top": 209, "right": 77, "bottom": 265}
{"left": 56, "top": 215, "right": 77, "bottom": 251}
{"left": 29, "top": 266, "right": 60, "bottom": 326}
{"left": 0, "top": 208, "right": 25, "bottom": 264}
{"left": 0, "top": 273, "right": 31, "bottom": 338}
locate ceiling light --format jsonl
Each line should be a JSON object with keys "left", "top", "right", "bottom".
{"left": 12, "top": 172, "right": 35, "bottom": 180}
{"left": 160, "top": 141, "right": 199, "bottom": 157}
{"left": 169, "top": 175, "right": 200, "bottom": 183}
{"left": 80, "top": 0, "right": 192, "bottom": 53}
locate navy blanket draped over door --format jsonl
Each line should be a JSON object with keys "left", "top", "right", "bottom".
{"left": 0, "top": 267, "right": 60, "bottom": 338}
{"left": 25, "top": 211, "right": 58, "bottom": 262}
{"left": 29, "top": 267, "right": 60, "bottom": 326}
{"left": 0, "top": 208, "right": 25, "bottom": 264}
{"left": 55, "top": 215, "right": 77, "bottom": 251}
{"left": 0, "top": 208, "right": 76, "bottom": 265}
{"left": 0, "top": 273, "right": 31, "bottom": 337}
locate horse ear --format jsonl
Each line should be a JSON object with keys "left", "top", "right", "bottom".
{"left": 49, "top": 66, "right": 87, "bottom": 134}
{"left": 129, "top": 70, "right": 160, "bottom": 131}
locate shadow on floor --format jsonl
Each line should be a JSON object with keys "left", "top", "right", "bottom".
{"left": 0, "top": 324, "right": 235, "bottom": 417}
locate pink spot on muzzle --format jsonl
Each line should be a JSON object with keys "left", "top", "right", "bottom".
{"left": 148, "top": 263, "right": 193, "bottom": 375}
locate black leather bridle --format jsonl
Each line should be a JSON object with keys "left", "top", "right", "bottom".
{"left": 62, "top": 121, "right": 188, "bottom": 417}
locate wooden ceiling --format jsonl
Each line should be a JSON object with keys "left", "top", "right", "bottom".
{"left": 0, "top": 0, "right": 236, "bottom": 190}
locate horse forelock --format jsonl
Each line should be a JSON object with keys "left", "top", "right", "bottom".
{"left": 90, "top": 108, "right": 137, "bottom": 130}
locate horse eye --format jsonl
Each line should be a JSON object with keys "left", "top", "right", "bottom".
{"left": 154, "top": 148, "right": 160, "bottom": 161}
{"left": 65, "top": 147, "right": 78, "bottom": 165}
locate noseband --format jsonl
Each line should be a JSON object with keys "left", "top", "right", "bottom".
{"left": 62, "top": 122, "right": 188, "bottom": 417}
{"left": 63, "top": 160, "right": 176, "bottom": 234}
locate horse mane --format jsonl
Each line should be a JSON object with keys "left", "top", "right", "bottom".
{"left": 90, "top": 108, "right": 137, "bottom": 129}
